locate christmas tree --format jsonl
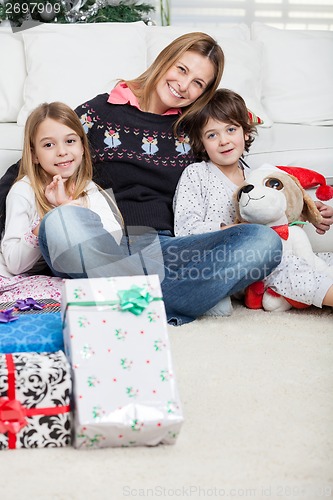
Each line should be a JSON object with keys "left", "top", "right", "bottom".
{"left": 0, "top": 0, "right": 155, "bottom": 26}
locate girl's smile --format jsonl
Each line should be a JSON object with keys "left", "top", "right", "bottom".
{"left": 55, "top": 160, "right": 73, "bottom": 166}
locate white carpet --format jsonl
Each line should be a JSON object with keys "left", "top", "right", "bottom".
{"left": 1, "top": 303, "right": 333, "bottom": 500}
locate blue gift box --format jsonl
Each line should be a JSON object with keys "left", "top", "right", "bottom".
{"left": 0, "top": 313, "right": 64, "bottom": 353}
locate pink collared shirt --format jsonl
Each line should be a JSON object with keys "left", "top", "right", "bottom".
{"left": 107, "top": 82, "right": 180, "bottom": 116}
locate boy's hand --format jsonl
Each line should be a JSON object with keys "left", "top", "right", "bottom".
{"left": 314, "top": 201, "right": 333, "bottom": 235}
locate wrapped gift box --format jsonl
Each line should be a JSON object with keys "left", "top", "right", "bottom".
{"left": 0, "top": 299, "right": 63, "bottom": 354}
{"left": 0, "top": 312, "right": 63, "bottom": 354}
{"left": 0, "top": 350, "right": 71, "bottom": 450}
{"left": 62, "top": 275, "right": 183, "bottom": 449}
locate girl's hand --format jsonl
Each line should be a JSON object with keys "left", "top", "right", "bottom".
{"left": 314, "top": 201, "right": 333, "bottom": 235}
{"left": 45, "top": 175, "right": 72, "bottom": 207}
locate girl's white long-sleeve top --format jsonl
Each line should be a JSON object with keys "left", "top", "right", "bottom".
{"left": 0, "top": 176, "right": 122, "bottom": 277}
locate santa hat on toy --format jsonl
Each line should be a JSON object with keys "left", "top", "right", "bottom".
{"left": 276, "top": 165, "right": 333, "bottom": 201}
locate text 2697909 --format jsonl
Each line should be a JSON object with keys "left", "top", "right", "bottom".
{"left": 5, "top": 2, "right": 61, "bottom": 15}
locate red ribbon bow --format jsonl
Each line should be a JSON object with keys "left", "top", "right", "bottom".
{"left": 0, "top": 397, "right": 27, "bottom": 434}
{"left": 1, "top": 353, "right": 70, "bottom": 449}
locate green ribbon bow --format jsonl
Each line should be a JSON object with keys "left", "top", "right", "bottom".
{"left": 65, "top": 285, "right": 161, "bottom": 320}
{"left": 117, "top": 285, "right": 156, "bottom": 315}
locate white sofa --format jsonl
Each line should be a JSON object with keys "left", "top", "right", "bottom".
{"left": 0, "top": 20, "right": 332, "bottom": 250}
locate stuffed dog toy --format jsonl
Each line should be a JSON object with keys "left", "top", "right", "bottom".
{"left": 234, "top": 164, "right": 333, "bottom": 311}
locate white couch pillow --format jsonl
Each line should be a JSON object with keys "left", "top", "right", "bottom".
{"left": 146, "top": 24, "right": 251, "bottom": 52}
{"left": 218, "top": 38, "right": 271, "bottom": 127}
{"left": 17, "top": 22, "right": 147, "bottom": 126}
{"left": 0, "top": 28, "right": 26, "bottom": 122}
{"left": 147, "top": 26, "right": 272, "bottom": 127}
{"left": 252, "top": 22, "right": 333, "bottom": 125}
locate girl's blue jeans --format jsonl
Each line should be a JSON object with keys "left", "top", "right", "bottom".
{"left": 38, "top": 206, "right": 282, "bottom": 325}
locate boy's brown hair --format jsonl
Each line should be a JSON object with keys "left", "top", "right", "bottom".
{"left": 186, "top": 88, "right": 257, "bottom": 161}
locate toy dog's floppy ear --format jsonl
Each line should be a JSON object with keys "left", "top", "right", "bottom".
{"left": 276, "top": 165, "right": 333, "bottom": 224}
{"left": 288, "top": 175, "right": 323, "bottom": 225}
{"left": 233, "top": 186, "right": 245, "bottom": 224}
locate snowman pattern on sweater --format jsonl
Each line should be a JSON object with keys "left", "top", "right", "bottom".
{"left": 78, "top": 101, "right": 192, "bottom": 162}
{"left": 104, "top": 128, "right": 121, "bottom": 150}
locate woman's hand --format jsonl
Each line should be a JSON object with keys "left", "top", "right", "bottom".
{"left": 45, "top": 175, "right": 72, "bottom": 207}
{"left": 314, "top": 201, "right": 333, "bottom": 235}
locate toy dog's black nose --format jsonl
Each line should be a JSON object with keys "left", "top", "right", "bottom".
{"left": 237, "top": 184, "right": 254, "bottom": 201}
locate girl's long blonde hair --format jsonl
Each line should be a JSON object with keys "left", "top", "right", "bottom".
{"left": 124, "top": 32, "right": 224, "bottom": 134}
{"left": 18, "top": 101, "right": 93, "bottom": 218}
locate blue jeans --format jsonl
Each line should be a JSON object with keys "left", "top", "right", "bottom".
{"left": 39, "top": 206, "right": 282, "bottom": 325}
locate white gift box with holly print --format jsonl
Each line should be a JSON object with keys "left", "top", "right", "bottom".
{"left": 61, "top": 274, "right": 183, "bottom": 449}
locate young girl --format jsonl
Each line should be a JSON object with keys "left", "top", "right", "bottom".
{"left": 0, "top": 102, "right": 122, "bottom": 301}
{"left": 173, "top": 88, "right": 333, "bottom": 313}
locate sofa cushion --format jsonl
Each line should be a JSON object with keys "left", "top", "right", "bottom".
{"left": 0, "top": 28, "right": 26, "bottom": 123}
{"left": 146, "top": 25, "right": 272, "bottom": 127}
{"left": 252, "top": 22, "right": 333, "bottom": 126}
{"left": 247, "top": 123, "right": 333, "bottom": 175}
{"left": 0, "top": 123, "right": 23, "bottom": 177}
{"left": 146, "top": 23, "right": 251, "bottom": 44}
{"left": 0, "top": 123, "right": 24, "bottom": 152}
{"left": 17, "top": 21, "right": 148, "bottom": 126}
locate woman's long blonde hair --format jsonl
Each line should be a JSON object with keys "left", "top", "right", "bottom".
{"left": 18, "top": 101, "right": 93, "bottom": 218}
{"left": 124, "top": 32, "right": 225, "bottom": 134}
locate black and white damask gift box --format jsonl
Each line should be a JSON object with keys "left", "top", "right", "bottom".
{"left": 0, "top": 350, "right": 71, "bottom": 450}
